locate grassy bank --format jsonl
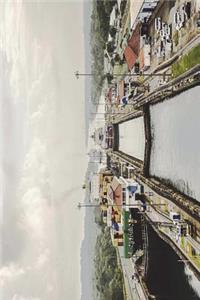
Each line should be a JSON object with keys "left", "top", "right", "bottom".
{"left": 94, "top": 226, "right": 125, "bottom": 300}
{"left": 172, "top": 44, "right": 200, "bottom": 78}
{"left": 90, "top": 0, "right": 117, "bottom": 102}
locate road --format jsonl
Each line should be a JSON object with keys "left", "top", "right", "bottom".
{"left": 118, "top": 246, "right": 148, "bottom": 300}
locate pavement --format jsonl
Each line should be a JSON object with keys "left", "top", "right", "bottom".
{"left": 118, "top": 246, "right": 148, "bottom": 300}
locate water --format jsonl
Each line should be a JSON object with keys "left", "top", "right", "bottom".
{"left": 119, "top": 117, "right": 145, "bottom": 160}
{"left": 146, "top": 223, "right": 200, "bottom": 300}
{"left": 116, "top": 87, "right": 200, "bottom": 298}
{"left": 150, "top": 86, "right": 200, "bottom": 202}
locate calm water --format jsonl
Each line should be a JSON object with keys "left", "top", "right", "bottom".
{"left": 150, "top": 86, "right": 200, "bottom": 202}
{"left": 116, "top": 87, "right": 200, "bottom": 297}
{"left": 119, "top": 117, "right": 145, "bottom": 160}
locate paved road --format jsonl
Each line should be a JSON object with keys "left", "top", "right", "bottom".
{"left": 118, "top": 246, "right": 148, "bottom": 300}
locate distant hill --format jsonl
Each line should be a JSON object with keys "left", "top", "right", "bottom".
{"left": 83, "top": 1, "right": 92, "bottom": 145}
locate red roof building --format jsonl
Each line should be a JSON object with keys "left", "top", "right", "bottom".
{"left": 124, "top": 23, "right": 140, "bottom": 71}
{"left": 108, "top": 177, "right": 123, "bottom": 208}
{"left": 128, "top": 24, "right": 140, "bottom": 56}
{"left": 124, "top": 46, "right": 138, "bottom": 71}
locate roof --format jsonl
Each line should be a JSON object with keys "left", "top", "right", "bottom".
{"left": 124, "top": 46, "right": 137, "bottom": 71}
{"left": 107, "top": 87, "right": 113, "bottom": 102}
{"left": 128, "top": 23, "right": 140, "bottom": 56}
{"left": 108, "top": 177, "right": 123, "bottom": 207}
{"left": 114, "top": 185, "right": 122, "bottom": 206}
{"left": 111, "top": 176, "right": 121, "bottom": 191}
{"left": 118, "top": 80, "right": 124, "bottom": 100}
{"left": 108, "top": 186, "right": 114, "bottom": 202}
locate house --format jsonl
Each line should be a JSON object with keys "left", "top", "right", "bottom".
{"left": 124, "top": 23, "right": 140, "bottom": 71}
{"left": 99, "top": 168, "right": 113, "bottom": 200}
{"left": 124, "top": 46, "right": 138, "bottom": 71}
{"left": 108, "top": 176, "right": 144, "bottom": 213}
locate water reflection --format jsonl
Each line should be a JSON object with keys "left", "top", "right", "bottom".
{"left": 150, "top": 86, "right": 200, "bottom": 202}
{"left": 119, "top": 117, "right": 145, "bottom": 160}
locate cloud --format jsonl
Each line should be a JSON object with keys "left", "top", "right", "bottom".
{"left": 12, "top": 295, "right": 41, "bottom": 300}
{"left": 0, "top": 2, "right": 86, "bottom": 299}
{"left": 0, "top": 264, "right": 25, "bottom": 287}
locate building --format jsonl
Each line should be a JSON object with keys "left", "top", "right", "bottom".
{"left": 108, "top": 176, "right": 143, "bottom": 208}
{"left": 124, "top": 23, "right": 140, "bottom": 71}
{"left": 99, "top": 168, "right": 113, "bottom": 200}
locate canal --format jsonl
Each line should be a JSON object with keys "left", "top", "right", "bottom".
{"left": 146, "top": 223, "right": 200, "bottom": 300}
{"left": 117, "top": 86, "right": 200, "bottom": 297}
{"left": 118, "top": 117, "right": 145, "bottom": 160}
{"left": 118, "top": 86, "right": 200, "bottom": 203}
{"left": 150, "top": 86, "right": 200, "bottom": 202}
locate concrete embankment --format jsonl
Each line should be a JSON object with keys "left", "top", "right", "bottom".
{"left": 113, "top": 109, "right": 143, "bottom": 125}
{"left": 137, "top": 173, "right": 200, "bottom": 224}
{"left": 143, "top": 104, "right": 151, "bottom": 178}
{"left": 112, "top": 104, "right": 152, "bottom": 179}
{"left": 113, "top": 124, "right": 119, "bottom": 151}
{"left": 113, "top": 150, "right": 143, "bottom": 171}
{"left": 135, "top": 65, "right": 200, "bottom": 109}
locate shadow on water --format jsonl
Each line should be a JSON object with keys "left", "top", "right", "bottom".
{"left": 146, "top": 223, "right": 200, "bottom": 300}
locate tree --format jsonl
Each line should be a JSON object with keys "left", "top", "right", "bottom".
{"left": 109, "top": 26, "right": 117, "bottom": 38}
{"left": 107, "top": 41, "right": 115, "bottom": 53}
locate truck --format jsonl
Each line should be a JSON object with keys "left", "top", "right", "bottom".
{"left": 170, "top": 211, "right": 181, "bottom": 224}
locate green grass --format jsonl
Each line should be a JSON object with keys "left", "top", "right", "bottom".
{"left": 113, "top": 63, "right": 128, "bottom": 78}
{"left": 172, "top": 44, "right": 200, "bottom": 78}
{"left": 180, "top": 238, "right": 200, "bottom": 269}
{"left": 190, "top": 255, "right": 200, "bottom": 269}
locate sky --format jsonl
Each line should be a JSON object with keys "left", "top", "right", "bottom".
{"left": 0, "top": 1, "right": 87, "bottom": 299}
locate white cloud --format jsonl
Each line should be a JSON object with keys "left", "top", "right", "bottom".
{"left": 0, "top": 2, "right": 86, "bottom": 299}
{"left": 0, "top": 264, "right": 25, "bottom": 287}
{"left": 12, "top": 295, "right": 41, "bottom": 300}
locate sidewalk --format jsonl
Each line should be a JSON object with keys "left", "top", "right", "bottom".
{"left": 117, "top": 246, "right": 148, "bottom": 300}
